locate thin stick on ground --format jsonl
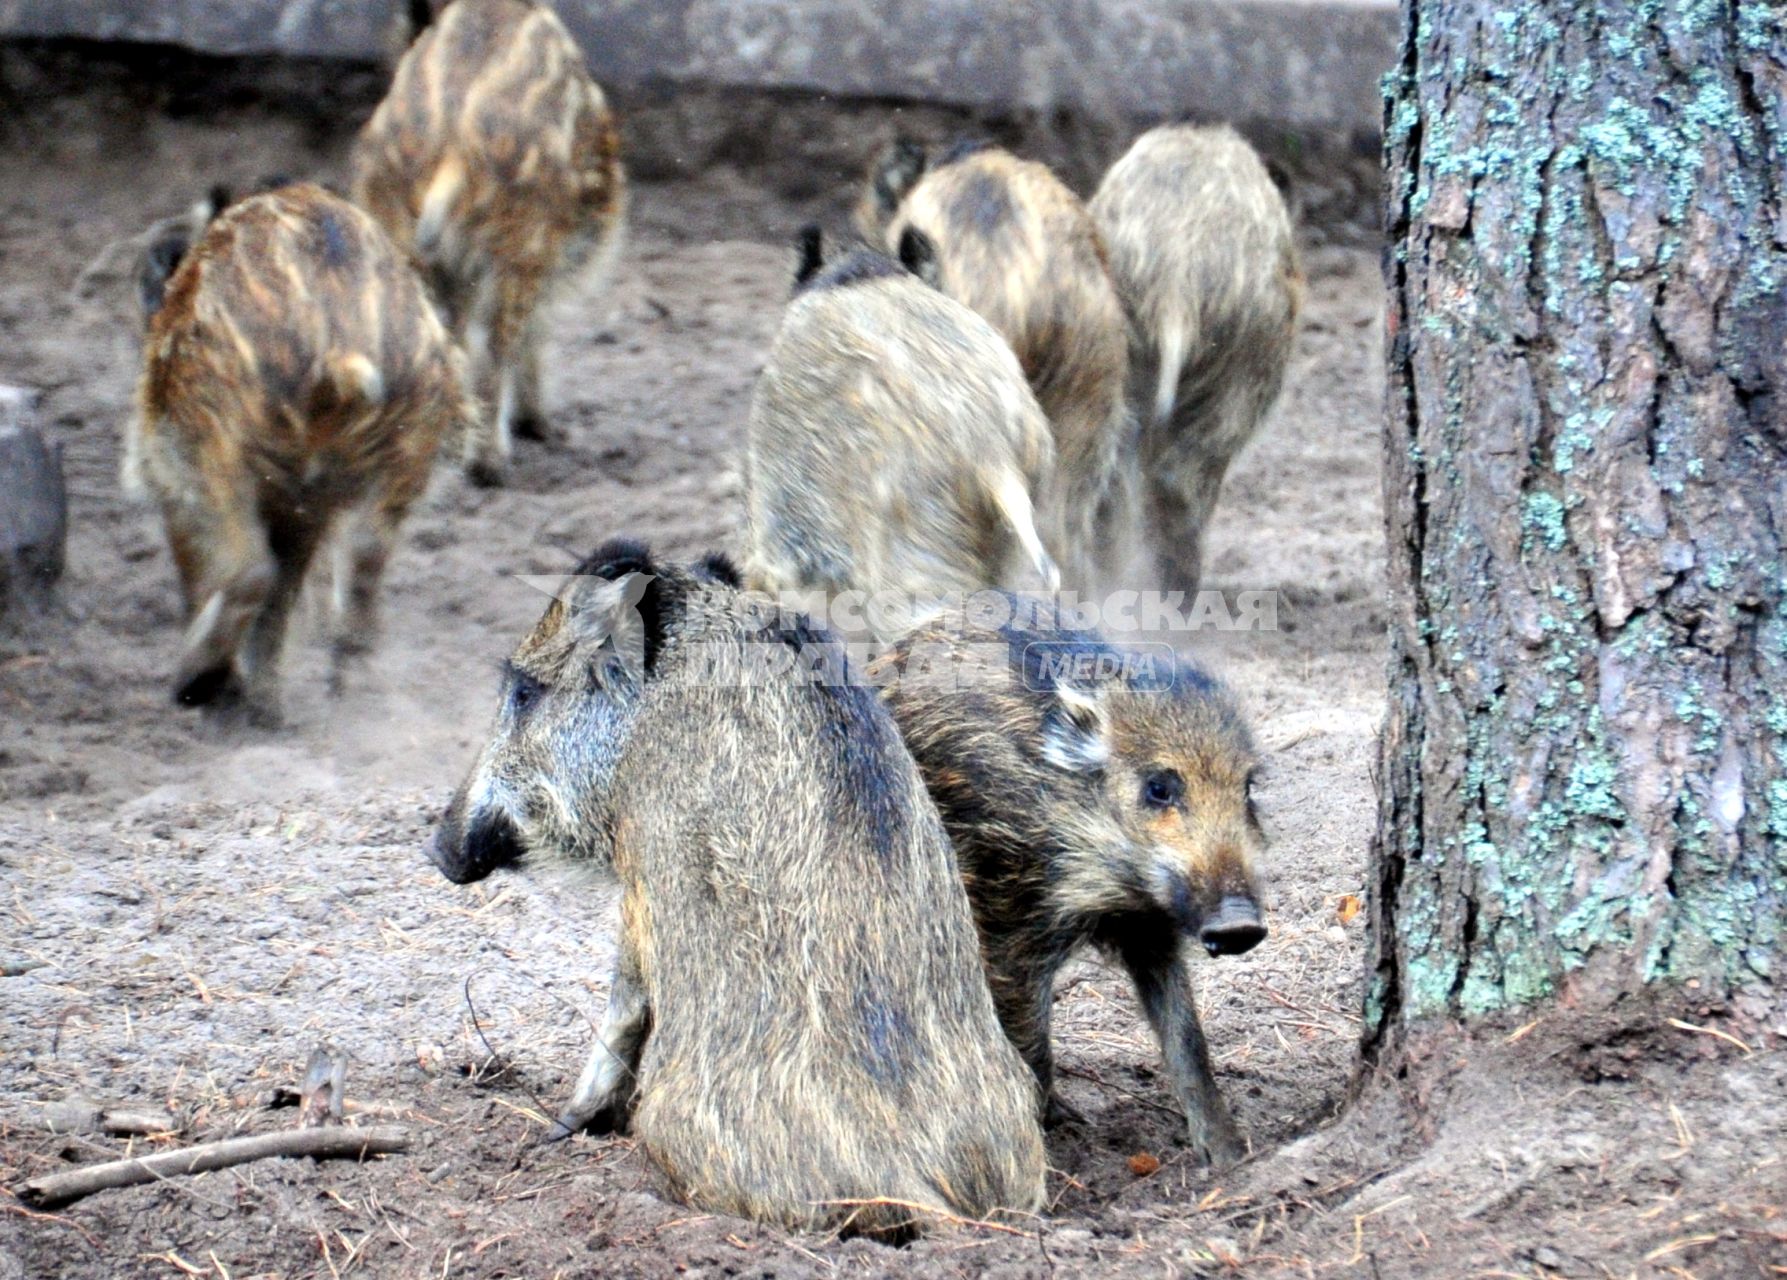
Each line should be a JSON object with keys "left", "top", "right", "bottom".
{"left": 14, "top": 1125, "right": 410, "bottom": 1209}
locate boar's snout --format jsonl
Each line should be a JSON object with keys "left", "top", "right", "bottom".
{"left": 428, "top": 803, "right": 523, "bottom": 885}
{"left": 1199, "top": 895, "right": 1266, "bottom": 957}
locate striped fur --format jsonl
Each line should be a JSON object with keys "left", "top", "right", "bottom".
{"left": 1090, "top": 125, "right": 1303, "bottom": 594}
{"left": 745, "top": 246, "right": 1059, "bottom": 636}
{"left": 131, "top": 184, "right": 471, "bottom": 723}
{"left": 352, "top": 0, "right": 626, "bottom": 484}
{"left": 859, "top": 143, "right": 1134, "bottom": 593}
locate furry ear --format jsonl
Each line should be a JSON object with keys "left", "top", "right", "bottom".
{"left": 138, "top": 229, "right": 191, "bottom": 316}
{"left": 1041, "top": 680, "right": 1110, "bottom": 773}
{"left": 695, "top": 551, "right": 743, "bottom": 587}
{"left": 935, "top": 136, "right": 993, "bottom": 168}
{"left": 896, "top": 226, "right": 939, "bottom": 287}
{"left": 872, "top": 138, "right": 927, "bottom": 215}
{"left": 793, "top": 224, "right": 824, "bottom": 289}
{"left": 565, "top": 569, "right": 665, "bottom": 675}
{"left": 565, "top": 539, "right": 667, "bottom": 672}
{"left": 575, "top": 536, "right": 655, "bottom": 583}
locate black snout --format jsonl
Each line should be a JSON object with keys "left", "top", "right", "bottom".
{"left": 428, "top": 806, "right": 523, "bottom": 885}
{"left": 1199, "top": 896, "right": 1266, "bottom": 957}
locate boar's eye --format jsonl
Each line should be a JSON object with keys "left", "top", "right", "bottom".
{"left": 506, "top": 667, "right": 546, "bottom": 717}
{"left": 1141, "top": 769, "right": 1184, "bottom": 810}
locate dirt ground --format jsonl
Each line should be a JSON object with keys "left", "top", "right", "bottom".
{"left": 1, "top": 51, "right": 1782, "bottom": 1280}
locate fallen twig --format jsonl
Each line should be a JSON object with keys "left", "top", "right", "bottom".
{"left": 15, "top": 1125, "right": 409, "bottom": 1209}
{"left": 1665, "top": 1017, "right": 1752, "bottom": 1055}
{"left": 33, "top": 1102, "right": 179, "bottom": 1137}
{"left": 266, "top": 1088, "right": 422, "bottom": 1122}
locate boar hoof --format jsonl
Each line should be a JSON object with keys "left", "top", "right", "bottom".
{"left": 1186, "top": 1124, "right": 1247, "bottom": 1168}
{"left": 541, "top": 1103, "right": 627, "bottom": 1144}
{"left": 512, "top": 411, "right": 558, "bottom": 444}
{"left": 175, "top": 663, "right": 242, "bottom": 708}
{"left": 1043, "top": 1094, "right": 1086, "bottom": 1129}
{"left": 464, "top": 459, "right": 508, "bottom": 489}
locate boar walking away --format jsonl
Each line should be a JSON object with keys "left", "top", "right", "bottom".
{"left": 875, "top": 600, "right": 1267, "bottom": 1164}
{"left": 129, "top": 183, "right": 470, "bottom": 725}
{"left": 858, "top": 141, "right": 1134, "bottom": 593}
{"left": 430, "top": 542, "right": 1046, "bottom": 1236}
{"left": 353, "top": 0, "right": 626, "bottom": 484}
{"left": 744, "top": 229, "right": 1058, "bottom": 638}
{"left": 1090, "top": 124, "right": 1302, "bottom": 594}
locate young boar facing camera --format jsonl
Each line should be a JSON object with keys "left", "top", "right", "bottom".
{"left": 875, "top": 601, "right": 1268, "bottom": 1164}
{"left": 429, "top": 542, "right": 1045, "bottom": 1237}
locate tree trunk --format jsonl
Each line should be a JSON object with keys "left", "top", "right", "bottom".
{"left": 1372, "top": 0, "right": 1787, "bottom": 1046}
{"left": 0, "top": 383, "right": 66, "bottom": 624}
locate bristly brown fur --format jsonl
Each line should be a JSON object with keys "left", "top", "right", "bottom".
{"left": 431, "top": 553, "right": 1047, "bottom": 1236}
{"left": 130, "top": 183, "right": 471, "bottom": 723}
{"left": 745, "top": 260, "right": 1059, "bottom": 633}
{"left": 1090, "top": 124, "right": 1303, "bottom": 595}
{"left": 857, "top": 143, "right": 1133, "bottom": 593}
{"left": 874, "top": 599, "right": 1267, "bottom": 1165}
{"left": 352, "top": 0, "right": 627, "bottom": 484}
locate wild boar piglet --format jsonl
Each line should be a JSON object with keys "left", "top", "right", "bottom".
{"left": 430, "top": 542, "right": 1047, "bottom": 1236}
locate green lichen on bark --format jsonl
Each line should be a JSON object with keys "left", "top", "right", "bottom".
{"left": 1371, "top": 0, "right": 1787, "bottom": 1037}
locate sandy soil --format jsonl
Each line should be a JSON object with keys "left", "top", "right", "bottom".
{"left": 1, "top": 61, "right": 1780, "bottom": 1280}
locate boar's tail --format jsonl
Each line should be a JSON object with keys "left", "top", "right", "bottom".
{"left": 1153, "top": 309, "right": 1190, "bottom": 428}
{"left": 324, "top": 352, "right": 386, "bottom": 406}
{"left": 987, "top": 469, "right": 1060, "bottom": 593}
{"left": 415, "top": 155, "right": 467, "bottom": 259}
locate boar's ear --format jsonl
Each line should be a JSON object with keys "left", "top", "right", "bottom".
{"left": 565, "top": 569, "right": 669, "bottom": 677}
{"left": 695, "top": 551, "right": 742, "bottom": 587}
{"left": 1263, "top": 156, "right": 1293, "bottom": 198}
{"left": 793, "top": 224, "right": 824, "bottom": 289}
{"left": 872, "top": 138, "right": 927, "bottom": 215}
{"left": 138, "top": 229, "right": 192, "bottom": 316}
{"left": 934, "top": 136, "right": 993, "bottom": 167}
{"left": 896, "top": 226, "right": 939, "bottom": 287}
{"left": 565, "top": 539, "right": 671, "bottom": 674}
{"left": 575, "top": 537, "right": 655, "bottom": 582}
{"left": 1041, "top": 680, "right": 1110, "bottom": 774}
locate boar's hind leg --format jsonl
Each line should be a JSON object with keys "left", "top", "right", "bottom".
{"left": 511, "top": 311, "right": 552, "bottom": 442}
{"left": 327, "top": 493, "right": 412, "bottom": 695}
{"left": 546, "top": 958, "right": 650, "bottom": 1142}
{"left": 166, "top": 493, "right": 273, "bottom": 712}
{"left": 237, "top": 508, "right": 330, "bottom": 726}
{"left": 987, "top": 953, "right": 1078, "bottom": 1125}
{"left": 463, "top": 273, "right": 547, "bottom": 481}
{"left": 1144, "top": 443, "right": 1229, "bottom": 599}
{"left": 1116, "top": 931, "right": 1245, "bottom": 1165}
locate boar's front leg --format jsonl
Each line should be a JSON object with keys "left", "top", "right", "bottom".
{"left": 545, "top": 955, "right": 650, "bottom": 1142}
{"left": 1115, "top": 928, "right": 1245, "bottom": 1165}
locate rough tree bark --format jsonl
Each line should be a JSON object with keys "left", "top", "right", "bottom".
{"left": 0, "top": 384, "right": 66, "bottom": 624}
{"left": 1372, "top": 0, "right": 1786, "bottom": 1047}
